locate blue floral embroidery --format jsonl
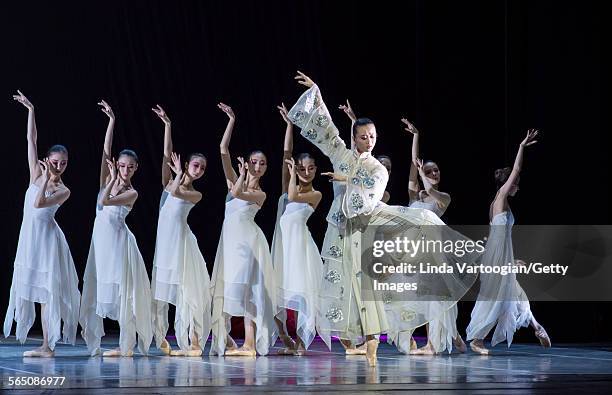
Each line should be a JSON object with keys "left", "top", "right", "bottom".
{"left": 325, "top": 307, "right": 344, "bottom": 323}
{"left": 331, "top": 210, "right": 346, "bottom": 224}
{"left": 324, "top": 270, "right": 341, "bottom": 284}
{"left": 315, "top": 114, "right": 330, "bottom": 128}
{"left": 350, "top": 193, "right": 364, "bottom": 211}
{"left": 305, "top": 129, "right": 317, "bottom": 140}
{"left": 328, "top": 245, "right": 343, "bottom": 258}
{"left": 292, "top": 110, "right": 306, "bottom": 124}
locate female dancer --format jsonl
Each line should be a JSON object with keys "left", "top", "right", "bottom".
{"left": 79, "top": 100, "right": 152, "bottom": 357}
{"left": 209, "top": 103, "right": 277, "bottom": 357}
{"left": 466, "top": 129, "right": 551, "bottom": 354}
{"left": 402, "top": 118, "right": 467, "bottom": 355}
{"left": 150, "top": 105, "right": 212, "bottom": 357}
{"left": 339, "top": 101, "right": 392, "bottom": 204}
{"left": 4, "top": 90, "right": 81, "bottom": 357}
{"left": 271, "top": 103, "right": 323, "bottom": 355}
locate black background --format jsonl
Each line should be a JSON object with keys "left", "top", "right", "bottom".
{"left": 1, "top": 1, "right": 610, "bottom": 342}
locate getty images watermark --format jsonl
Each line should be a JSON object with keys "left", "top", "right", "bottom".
{"left": 357, "top": 224, "right": 612, "bottom": 302}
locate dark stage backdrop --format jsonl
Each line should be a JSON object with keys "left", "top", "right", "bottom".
{"left": 1, "top": 1, "right": 610, "bottom": 341}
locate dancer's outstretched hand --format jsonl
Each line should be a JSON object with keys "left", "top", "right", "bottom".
{"left": 106, "top": 158, "right": 117, "bottom": 181}
{"left": 339, "top": 99, "right": 356, "bottom": 122}
{"left": 152, "top": 104, "right": 171, "bottom": 125}
{"left": 217, "top": 102, "right": 235, "bottom": 120}
{"left": 520, "top": 128, "right": 539, "bottom": 147}
{"left": 295, "top": 71, "right": 315, "bottom": 88}
{"left": 285, "top": 158, "right": 297, "bottom": 175}
{"left": 167, "top": 152, "right": 183, "bottom": 175}
{"left": 277, "top": 102, "right": 290, "bottom": 124}
{"left": 321, "top": 171, "right": 347, "bottom": 182}
{"left": 98, "top": 100, "right": 114, "bottom": 120}
{"left": 237, "top": 156, "right": 248, "bottom": 176}
{"left": 13, "top": 90, "right": 34, "bottom": 110}
{"left": 401, "top": 118, "right": 418, "bottom": 135}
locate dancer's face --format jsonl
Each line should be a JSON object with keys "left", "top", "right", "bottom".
{"left": 422, "top": 162, "right": 440, "bottom": 185}
{"left": 187, "top": 157, "right": 207, "bottom": 180}
{"left": 47, "top": 152, "right": 68, "bottom": 176}
{"left": 352, "top": 124, "right": 377, "bottom": 153}
{"left": 249, "top": 153, "right": 267, "bottom": 178}
{"left": 378, "top": 157, "right": 392, "bottom": 176}
{"left": 117, "top": 155, "right": 138, "bottom": 181}
{"left": 297, "top": 157, "right": 317, "bottom": 184}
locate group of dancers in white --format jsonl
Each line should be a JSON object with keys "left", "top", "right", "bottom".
{"left": 3, "top": 72, "right": 551, "bottom": 367}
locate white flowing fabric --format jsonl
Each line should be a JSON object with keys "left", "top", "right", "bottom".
{"left": 412, "top": 200, "right": 458, "bottom": 354}
{"left": 209, "top": 196, "right": 278, "bottom": 356}
{"left": 4, "top": 184, "right": 81, "bottom": 350}
{"left": 466, "top": 211, "right": 533, "bottom": 347}
{"left": 272, "top": 193, "right": 323, "bottom": 349}
{"left": 151, "top": 191, "right": 212, "bottom": 352}
{"left": 79, "top": 193, "right": 153, "bottom": 356}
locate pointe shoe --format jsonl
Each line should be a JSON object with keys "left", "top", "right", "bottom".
{"left": 279, "top": 334, "right": 297, "bottom": 350}
{"left": 160, "top": 339, "right": 171, "bottom": 355}
{"left": 345, "top": 342, "right": 367, "bottom": 355}
{"left": 171, "top": 348, "right": 202, "bottom": 357}
{"left": 470, "top": 340, "right": 489, "bottom": 355}
{"left": 277, "top": 347, "right": 296, "bottom": 355}
{"left": 294, "top": 344, "right": 307, "bottom": 356}
{"left": 409, "top": 342, "right": 437, "bottom": 355}
{"left": 535, "top": 327, "right": 551, "bottom": 348}
{"left": 225, "top": 347, "right": 256, "bottom": 357}
{"left": 23, "top": 348, "right": 54, "bottom": 358}
{"left": 453, "top": 336, "right": 467, "bottom": 353}
{"left": 103, "top": 348, "right": 133, "bottom": 357}
{"left": 226, "top": 336, "right": 238, "bottom": 351}
{"left": 366, "top": 339, "right": 379, "bottom": 367}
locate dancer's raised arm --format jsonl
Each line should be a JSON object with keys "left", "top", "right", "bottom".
{"left": 13, "top": 90, "right": 40, "bottom": 184}
{"left": 152, "top": 104, "right": 173, "bottom": 187}
{"left": 98, "top": 100, "right": 115, "bottom": 188}
{"left": 492, "top": 129, "right": 539, "bottom": 216}
{"left": 288, "top": 71, "right": 349, "bottom": 163}
{"left": 230, "top": 157, "right": 266, "bottom": 206}
{"left": 402, "top": 118, "right": 421, "bottom": 203}
{"left": 278, "top": 103, "right": 293, "bottom": 194}
{"left": 218, "top": 103, "right": 238, "bottom": 186}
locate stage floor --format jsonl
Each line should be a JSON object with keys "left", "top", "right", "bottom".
{"left": 2, "top": 335, "right": 612, "bottom": 394}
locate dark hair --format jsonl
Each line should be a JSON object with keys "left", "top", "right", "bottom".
{"left": 352, "top": 117, "right": 375, "bottom": 137}
{"left": 248, "top": 150, "right": 267, "bottom": 162}
{"left": 188, "top": 152, "right": 207, "bottom": 162}
{"left": 118, "top": 149, "right": 139, "bottom": 163}
{"left": 494, "top": 167, "right": 512, "bottom": 189}
{"left": 47, "top": 144, "right": 68, "bottom": 157}
{"left": 296, "top": 152, "right": 316, "bottom": 165}
{"left": 376, "top": 154, "right": 392, "bottom": 164}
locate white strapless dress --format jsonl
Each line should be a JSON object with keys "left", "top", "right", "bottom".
{"left": 4, "top": 184, "right": 81, "bottom": 351}
{"left": 209, "top": 196, "right": 278, "bottom": 355}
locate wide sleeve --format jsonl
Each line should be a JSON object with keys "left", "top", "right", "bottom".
{"left": 343, "top": 160, "right": 389, "bottom": 217}
{"left": 288, "top": 84, "right": 350, "bottom": 164}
